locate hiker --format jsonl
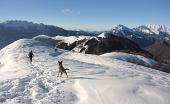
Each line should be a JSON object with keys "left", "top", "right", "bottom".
{"left": 28, "top": 50, "right": 34, "bottom": 62}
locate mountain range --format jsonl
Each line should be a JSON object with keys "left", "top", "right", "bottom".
{"left": 0, "top": 20, "right": 94, "bottom": 49}
{"left": 99, "top": 24, "right": 170, "bottom": 48}
{"left": 0, "top": 20, "right": 170, "bottom": 57}
{"left": 0, "top": 20, "right": 170, "bottom": 103}
{"left": 1, "top": 20, "right": 170, "bottom": 49}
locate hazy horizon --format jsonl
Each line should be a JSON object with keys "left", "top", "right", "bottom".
{"left": 1, "top": 19, "right": 170, "bottom": 32}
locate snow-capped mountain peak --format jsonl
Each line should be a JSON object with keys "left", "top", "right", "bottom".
{"left": 97, "top": 32, "right": 107, "bottom": 38}
{"left": 110, "top": 24, "right": 170, "bottom": 36}
{"left": 112, "top": 24, "right": 131, "bottom": 31}
{"left": 136, "top": 24, "right": 170, "bottom": 35}
{"left": 135, "top": 25, "right": 154, "bottom": 34}
{"left": 111, "top": 24, "right": 133, "bottom": 36}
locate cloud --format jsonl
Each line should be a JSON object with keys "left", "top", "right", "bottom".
{"left": 62, "top": 9, "right": 73, "bottom": 14}
{"left": 62, "top": 9, "right": 80, "bottom": 15}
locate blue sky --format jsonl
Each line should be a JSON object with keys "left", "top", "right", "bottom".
{"left": 0, "top": 0, "right": 169, "bottom": 30}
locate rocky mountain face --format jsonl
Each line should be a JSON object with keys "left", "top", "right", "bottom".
{"left": 75, "top": 34, "right": 143, "bottom": 55}
{"left": 145, "top": 38, "right": 170, "bottom": 72}
{"left": 0, "top": 20, "right": 94, "bottom": 49}
{"left": 41, "top": 33, "right": 152, "bottom": 58}
{"left": 146, "top": 39, "right": 170, "bottom": 60}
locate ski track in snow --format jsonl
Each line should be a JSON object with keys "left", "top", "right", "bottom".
{"left": 0, "top": 39, "right": 170, "bottom": 104}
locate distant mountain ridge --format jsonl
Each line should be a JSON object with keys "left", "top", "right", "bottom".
{"left": 1, "top": 20, "right": 170, "bottom": 49}
{"left": 111, "top": 24, "right": 170, "bottom": 36}
{"left": 100, "top": 24, "right": 170, "bottom": 48}
{"left": 136, "top": 24, "right": 170, "bottom": 35}
{"left": 0, "top": 20, "right": 93, "bottom": 36}
{"left": 0, "top": 20, "right": 94, "bottom": 49}
{"left": 1, "top": 20, "right": 37, "bottom": 28}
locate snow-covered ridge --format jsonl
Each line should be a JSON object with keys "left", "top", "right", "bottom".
{"left": 111, "top": 24, "right": 133, "bottom": 36}
{"left": 146, "top": 24, "right": 170, "bottom": 34}
{"left": 0, "top": 39, "right": 52, "bottom": 81}
{"left": 97, "top": 32, "right": 107, "bottom": 38}
{"left": 54, "top": 35, "right": 90, "bottom": 44}
{"left": 101, "top": 52, "right": 157, "bottom": 67}
{"left": 113, "top": 24, "right": 132, "bottom": 31}
{"left": 97, "top": 24, "right": 170, "bottom": 47}
{"left": 34, "top": 35, "right": 90, "bottom": 43}
{"left": 136, "top": 24, "right": 170, "bottom": 35}
{"left": 0, "top": 39, "right": 170, "bottom": 104}
{"left": 110, "top": 24, "right": 170, "bottom": 35}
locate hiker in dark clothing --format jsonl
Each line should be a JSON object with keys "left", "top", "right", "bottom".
{"left": 28, "top": 50, "right": 34, "bottom": 62}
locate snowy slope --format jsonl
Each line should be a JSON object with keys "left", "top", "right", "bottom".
{"left": 0, "top": 39, "right": 170, "bottom": 104}
{"left": 101, "top": 52, "right": 157, "bottom": 67}
{"left": 54, "top": 36, "right": 90, "bottom": 45}
{"left": 0, "top": 39, "right": 76, "bottom": 104}
{"left": 34, "top": 35, "right": 89, "bottom": 44}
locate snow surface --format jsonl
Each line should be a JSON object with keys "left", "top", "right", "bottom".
{"left": 33, "top": 35, "right": 54, "bottom": 44}
{"left": 101, "top": 52, "right": 157, "bottom": 67}
{"left": 55, "top": 36, "right": 90, "bottom": 45}
{"left": 97, "top": 32, "right": 106, "bottom": 38}
{"left": 0, "top": 39, "right": 170, "bottom": 104}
